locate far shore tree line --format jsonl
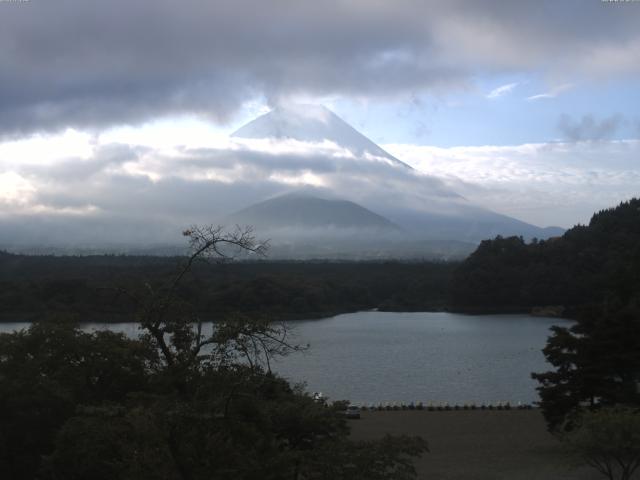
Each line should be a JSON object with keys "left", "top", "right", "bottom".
{"left": 0, "top": 253, "right": 453, "bottom": 323}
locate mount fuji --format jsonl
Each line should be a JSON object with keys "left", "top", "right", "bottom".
{"left": 0, "top": 104, "right": 564, "bottom": 258}
{"left": 233, "top": 104, "right": 411, "bottom": 168}
{"left": 227, "top": 104, "right": 563, "bottom": 258}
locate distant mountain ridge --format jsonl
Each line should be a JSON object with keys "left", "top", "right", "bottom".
{"left": 227, "top": 192, "right": 401, "bottom": 232}
{"left": 223, "top": 192, "right": 480, "bottom": 259}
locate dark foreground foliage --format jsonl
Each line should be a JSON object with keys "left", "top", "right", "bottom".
{"left": 563, "top": 407, "right": 640, "bottom": 480}
{"left": 0, "top": 227, "right": 427, "bottom": 479}
{"left": 532, "top": 304, "right": 640, "bottom": 431}
{"left": 2, "top": 321, "right": 427, "bottom": 479}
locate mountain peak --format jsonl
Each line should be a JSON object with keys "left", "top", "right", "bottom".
{"left": 232, "top": 104, "right": 411, "bottom": 168}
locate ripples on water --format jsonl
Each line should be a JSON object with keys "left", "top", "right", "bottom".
{"left": 1, "top": 312, "right": 569, "bottom": 404}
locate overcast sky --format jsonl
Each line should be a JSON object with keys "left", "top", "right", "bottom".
{"left": 1, "top": 0, "right": 639, "bottom": 237}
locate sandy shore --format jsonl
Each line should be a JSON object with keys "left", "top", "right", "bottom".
{"left": 349, "top": 409, "right": 603, "bottom": 480}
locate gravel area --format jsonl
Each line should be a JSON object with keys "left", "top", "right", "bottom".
{"left": 349, "top": 409, "right": 606, "bottom": 480}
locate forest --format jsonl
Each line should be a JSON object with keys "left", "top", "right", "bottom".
{"left": 450, "top": 198, "right": 640, "bottom": 316}
{"left": 0, "top": 254, "right": 453, "bottom": 322}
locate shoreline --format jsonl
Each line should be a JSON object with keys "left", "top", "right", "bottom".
{"left": 0, "top": 307, "right": 572, "bottom": 324}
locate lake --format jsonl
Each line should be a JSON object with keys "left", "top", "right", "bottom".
{"left": 0, "top": 311, "right": 569, "bottom": 405}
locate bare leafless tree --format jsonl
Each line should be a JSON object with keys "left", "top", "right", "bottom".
{"left": 138, "top": 225, "right": 266, "bottom": 367}
{"left": 105, "top": 225, "right": 304, "bottom": 376}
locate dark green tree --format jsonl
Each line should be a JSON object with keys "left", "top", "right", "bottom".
{"left": 532, "top": 305, "right": 640, "bottom": 431}
{"left": 451, "top": 198, "right": 640, "bottom": 315}
{"left": 0, "top": 320, "right": 156, "bottom": 480}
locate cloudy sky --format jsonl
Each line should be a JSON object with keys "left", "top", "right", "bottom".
{"left": 1, "top": 0, "right": 639, "bottom": 243}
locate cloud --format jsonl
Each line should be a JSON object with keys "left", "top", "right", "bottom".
{"left": 526, "top": 83, "right": 574, "bottom": 101}
{"left": 0, "top": 133, "right": 464, "bottom": 245}
{"left": 0, "top": 1, "right": 639, "bottom": 135}
{"left": 486, "top": 82, "right": 518, "bottom": 99}
{"left": 25, "top": 144, "right": 143, "bottom": 182}
{"left": 0, "top": 171, "right": 35, "bottom": 207}
{"left": 557, "top": 114, "right": 625, "bottom": 141}
{"left": 383, "top": 139, "right": 640, "bottom": 227}
{"left": 2, "top": 125, "right": 638, "bottom": 248}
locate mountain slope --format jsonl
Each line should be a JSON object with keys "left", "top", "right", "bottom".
{"left": 226, "top": 192, "right": 401, "bottom": 231}
{"left": 224, "top": 192, "right": 477, "bottom": 259}
{"left": 232, "top": 104, "right": 411, "bottom": 168}
{"left": 381, "top": 206, "right": 564, "bottom": 242}
{"left": 231, "top": 104, "right": 562, "bottom": 245}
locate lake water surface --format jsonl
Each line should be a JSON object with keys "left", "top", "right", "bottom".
{"left": 0, "top": 311, "right": 569, "bottom": 405}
